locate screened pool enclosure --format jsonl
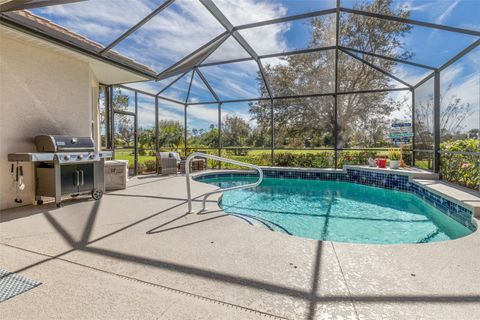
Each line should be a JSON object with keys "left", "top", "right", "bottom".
{"left": 2, "top": 0, "right": 479, "bottom": 189}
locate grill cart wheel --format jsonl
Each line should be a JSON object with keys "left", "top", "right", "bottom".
{"left": 36, "top": 200, "right": 43, "bottom": 205}
{"left": 92, "top": 189, "right": 103, "bottom": 200}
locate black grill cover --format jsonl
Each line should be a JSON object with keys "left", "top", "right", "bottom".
{"left": 35, "top": 135, "right": 95, "bottom": 152}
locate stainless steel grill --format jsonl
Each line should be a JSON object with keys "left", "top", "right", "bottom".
{"left": 8, "top": 135, "right": 112, "bottom": 207}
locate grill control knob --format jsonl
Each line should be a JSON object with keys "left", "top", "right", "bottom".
{"left": 77, "top": 154, "right": 83, "bottom": 160}
{"left": 63, "top": 155, "right": 70, "bottom": 161}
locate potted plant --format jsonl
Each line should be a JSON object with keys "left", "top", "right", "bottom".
{"left": 388, "top": 149, "right": 401, "bottom": 169}
{"left": 375, "top": 151, "right": 388, "bottom": 168}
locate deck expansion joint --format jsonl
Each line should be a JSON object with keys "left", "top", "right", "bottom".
{"left": 330, "top": 241, "right": 360, "bottom": 320}
{"left": 0, "top": 243, "right": 288, "bottom": 320}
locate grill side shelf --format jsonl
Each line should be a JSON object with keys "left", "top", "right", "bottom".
{"left": 8, "top": 153, "right": 54, "bottom": 162}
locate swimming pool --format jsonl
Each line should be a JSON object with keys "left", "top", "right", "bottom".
{"left": 196, "top": 175, "right": 474, "bottom": 244}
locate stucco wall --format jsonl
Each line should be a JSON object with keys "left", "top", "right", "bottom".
{"left": 0, "top": 31, "right": 97, "bottom": 210}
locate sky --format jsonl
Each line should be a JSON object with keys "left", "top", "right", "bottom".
{"left": 31, "top": 0, "right": 479, "bottom": 132}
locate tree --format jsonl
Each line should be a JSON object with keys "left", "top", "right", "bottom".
{"left": 415, "top": 83, "right": 475, "bottom": 147}
{"left": 138, "top": 127, "right": 155, "bottom": 150}
{"left": 112, "top": 88, "right": 134, "bottom": 147}
{"left": 222, "top": 115, "right": 251, "bottom": 148}
{"left": 440, "top": 83, "right": 475, "bottom": 141}
{"left": 158, "top": 120, "right": 184, "bottom": 149}
{"left": 251, "top": 0, "right": 412, "bottom": 148}
{"left": 199, "top": 126, "right": 219, "bottom": 147}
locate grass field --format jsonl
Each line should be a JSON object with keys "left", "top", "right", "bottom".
{"left": 114, "top": 149, "right": 155, "bottom": 171}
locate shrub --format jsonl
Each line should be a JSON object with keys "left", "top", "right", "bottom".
{"left": 388, "top": 149, "right": 401, "bottom": 160}
{"left": 136, "top": 162, "right": 146, "bottom": 174}
{"left": 376, "top": 151, "right": 388, "bottom": 159}
{"left": 143, "top": 159, "right": 157, "bottom": 173}
{"left": 274, "top": 151, "right": 334, "bottom": 168}
{"left": 440, "top": 139, "right": 479, "bottom": 190}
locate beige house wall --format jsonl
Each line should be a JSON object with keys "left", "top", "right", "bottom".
{"left": 0, "top": 31, "right": 97, "bottom": 210}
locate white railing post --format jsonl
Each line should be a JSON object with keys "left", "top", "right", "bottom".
{"left": 185, "top": 152, "right": 263, "bottom": 213}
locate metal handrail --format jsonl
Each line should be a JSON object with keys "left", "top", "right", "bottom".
{"left": 185, "top": 152, "right": 264, "bottom": 213}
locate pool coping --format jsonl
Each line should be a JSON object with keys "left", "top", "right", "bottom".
{"left": 192, "top": 165, "right": 479, "bottom": 230}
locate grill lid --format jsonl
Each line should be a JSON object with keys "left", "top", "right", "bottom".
{"left": 35, "top": 135, "right": 95, "bottom": 152}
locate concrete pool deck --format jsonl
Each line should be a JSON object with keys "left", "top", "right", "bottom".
{"left": 1, "top": 173, "right": 479, "bottom": 319}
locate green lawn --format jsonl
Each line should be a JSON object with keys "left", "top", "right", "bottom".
{"left": 114, "top": 149, "right": 155, "bottom": 169}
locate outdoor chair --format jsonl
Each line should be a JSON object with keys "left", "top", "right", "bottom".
{"left": 195, "top": 150, "right": 209, "bottom": 170}
{"left": 156, "top": 152, "right": 180, "bottom": 175}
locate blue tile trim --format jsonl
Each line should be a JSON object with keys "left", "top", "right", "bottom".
{"left": 194, "top": 168, "right": 476, "bottom": 231}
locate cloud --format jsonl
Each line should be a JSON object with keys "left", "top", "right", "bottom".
{"left": 401, "top": 1, "right": 432, "bottom": 12}
{"left": 435, "top": 0, "right": 461, "bottom": 24}
{"left": 238, "top": 23, "right": 290, "bottom": 56}
{"left": 32, "top": 0, "right": 288, "bottom": 73}
{"left": 222, "top": 109, "right": 251, "bottom": 123}
{"left": 393, "top": 64, "right": 432, "bottom": 87}
{"left": 33, "top": 0, "right": 158, "bottom": 44}
{"left": 123, "top": 81, "right": 162, "bottom": 95}
{"left": 204, "top": 36, "right": 251, "bottom": 63}
{"left": 222, "top": 103, "right": 257, "bottom": 127}
{"left": 199, "top": 60, "right": 261, "bottom": 100}
{"left": 188, "top": 104, "right": 218, "bottom": 124}
{"left": 32, "top": 0, "right": 299, "bottom": 103}
{"left": 213, "top": 0, "right": 287, "bottom": 26}
{"left": 440, "top": 54, "right": 480, "bottom": 130}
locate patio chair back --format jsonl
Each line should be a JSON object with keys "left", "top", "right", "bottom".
{"left": 156, "top": 152, "right": 178, "bottom": 175}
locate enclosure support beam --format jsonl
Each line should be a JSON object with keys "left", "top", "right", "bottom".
{"left": 414, "top": 71, "right": 435, "bottom": 89}
{"left": 200, "top": 0, "right": 273, "bottom": 99}
{"left": 157, "top": 95, "right": 185, "bottom": 106}
{"left": 340, "top": 7, "right": 480, "bottom": 37}
{"left": 433, "top": 71, "right": 440, "bottom": 173}
{"left": 339, "top": 46, "right": 436, "bottom": 70}
{"left": 100, "top": 0, "right": 175, "bottom": 54}
{"left": 340, "top": 48, "right": 412, "bottom": 89}
{"left": 183, "top": 71, "right": 195, "bottom": 155}
{"left": 413, "top": 39, "right": 478, "bottom": 90}
{"left": 185, "top": 87, "right": 410, "bottom": 106}
{"left": 200, "top": 46, "right": 336, "bottom": 68}
{"left": 185, "top": 69, "right": 195, "bottom": 104}
{"left": 156, "top": 31, "right": 229, "bottom": 80}
{"left": 334, "top": 0, "right": 340, "bottom": 169}
{"left": 109, "top": 86, "right": 115, "bottom": 159}
{"left": 134, "top": 91, "right": 139, "bottom": 176}
{"left": 271, "top": 98, "right": 275, "bottom": 166}
{"left": 117, "top": 84, "right": 184, "bottom": 105}
{"left": 218, "top": 103, "right": 222, "bottom": 169}
{"left": 199, "top": 43, "right": 434, "bottom": 70}
{"left": 439, "top": 39, "right": 480, "bottom": 72}
{"left": 184, "top": 104, "right": 187, "bottom": 156}
{"left": 411, "top": 89, "right": 415, "bottom": 166}
{"left": 235, "top": 8, "right": 336, "bottom": 30}
{"left": 196, "top": 68, "right": 220, "bottom": 102}
{"left": 155, "top": 96, "right": 159, "bottom": 153}
{"left": 156, "top": 71, "right": 190, "bottom": 96}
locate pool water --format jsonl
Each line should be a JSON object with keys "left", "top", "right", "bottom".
{"left": 199, "top": 176, "right": 473, "bottom": 244}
